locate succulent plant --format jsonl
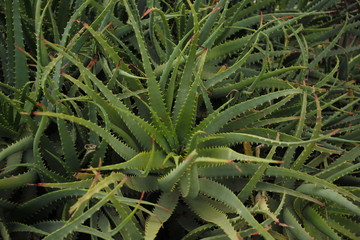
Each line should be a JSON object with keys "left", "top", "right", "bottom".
{"left": 0, "top": 0, "right": 359, "bottom": 239}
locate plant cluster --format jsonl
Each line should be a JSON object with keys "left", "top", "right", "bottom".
{"left": 0, "top": 0, "right": 359, "bottom": 239}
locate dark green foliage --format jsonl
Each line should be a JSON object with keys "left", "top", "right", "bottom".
{"left": 0, "top": 0, "right": 359, "bottom": 239}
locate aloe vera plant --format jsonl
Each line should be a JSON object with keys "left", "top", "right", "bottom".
{"left": 0, "top": 0, "right": 359, "bottom": 239}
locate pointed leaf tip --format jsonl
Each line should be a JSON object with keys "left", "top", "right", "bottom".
{"left": 142, "top": 8, "right": 155, "bottom": 18}
{"left": 329, "top": 129, "right": 340, "bottom": 135}
{"left": 278, "top": 16, "right": 293, "bottom": 20}
{"left": 210, "top": 6, "right": 223, "bottom": 14}
{"left": 14, "top": 45, "right": 26, "bottom": 53}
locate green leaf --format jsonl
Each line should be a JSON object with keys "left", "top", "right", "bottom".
{"left": 34, "top": 111, "right": 137, "bottom": 160}
{"left": 186, "top": 196, "right": 241, "bottom": 240}
{"left": 158, "top": 150, "right": 198, "bottom": 192}
{"left": 194, "top": 89, "right": 302, "bottom": 135}
{"left": 303, "top": 206, "right": 342, "bottom": 240}
{"left": 0, "top": 135, "right": 33, "bottom": 162}
{"left": 144, "top": 191, "right": 179, "bottom": 240}
{"left": 123, "top": 0, "right": 172, "bottom": 131}
{"left": 198, "top": 178, "right": 274, "bottom": 240}
{"left": 43, "top": 178, "right": 128, "bottom": 240}
{"left": 0, "top": 170, "right": 37, "bottom": 189}
{"left": 297, "top": 183, "right": 360, "bottom": 215}
{"left": 283, "top": 208, "right": 313, "bottom": 240}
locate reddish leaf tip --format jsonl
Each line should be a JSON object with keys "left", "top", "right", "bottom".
{"left": 278, "top": 16, "right": 293, "bottom": 20}
{"left": 210, "top": 6, "right": 223, "bottom": 14}
{"left": 329, "top": 129, "right": 340, "bottom": 135}
{"left": 14, "top": 45, "right": 25, "bottom": 52}
{"left": 142, "top": 8, "right": 154, "bottom": 18}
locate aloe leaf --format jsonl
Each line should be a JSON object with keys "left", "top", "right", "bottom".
{"left": 158, "top": 30, "right": 192, "bottom": 89}
{"left": 43, "top": 178, "right": 128, "bottom": 240}
{"left": 308, "top": 18, "right": 348, "bottom": 70}
{"left": 93, "top": 150, "right": 172, "bottom": 171}
{"left": 34, "top": 111, "right": 137, "bottom": 160}
{"left": 11, "top": 0, "right": 29, "bottom": 89}
{"left": 56, "top": 104, "right": 79, "bottom": 173}
{"left": 37, "top": 179, "right": 93, "bottom": 189}
{"left": 147, "top": 7, "right": 173, "bottom": 59}
{"left": 54, "top": 0, "right": 121, "bottom": 89}
{"left": 123, "top": 0, "right": 172, "bottom": 130}
{"left": 198, "top": 164, "right": 359, "bottom": 202}
{"left": 297, "top": 183, "right": 360, "bottom": 215}
{"left": 34, "top": 0, "right": 51, "bottom": 95}
{"left": 256, "top": 182, "right": 324, "bottom": 206}
{"left": 141, "top": 139, "right": 157, "bottom": 177}
{"left": 204, "top": 31, "right": 260, "bottom": 89}
{"left": 3, "top": 0, "right": 15, "bottom": 86}
{"left": 238, "top": 135, "right": 279, "bottom": 202}
{"left": 29, "top": 221, "right": 113, "bottom": 240}
{"left": 0, "top": 170, "right": 36, "bottom": 189}
{"left": 198, "top": 0, "right": 226, "bottom": 46}
{"left": 69, "top": 172, "right": 125, "bottom": 214}
{"left": 81, "top": 21, "right": 145, "bottom": 82}
{"left": 207, "top": 11, "right": 323, "bottom": 61}
{"left": 198, "top": 132, "right": 327, "bottom": 148}
{"left": 158, "top": 150, "right": 198, "bottom": 192}
{"left": 282, "top": 90, "right": 308, "bottom": 168}
{"left": 164, "top": 39, "right": 189, "bottom": 112}
{"left": 52, "top": 0, "right": 92, "bottom": 88}
{"left": 327, "top": 217, "right": 359, "bottom": 240}
{"left": 0, "top": 151, "right": 22, "bottom": 176}
{"left": 196, "top": 147, "right": 283, "bottom": 164}
{"left": 194, "top": 89, "right": 302, "bottom": 135}
{"left": 106, "top": 195, "right": 143, "bottom": 239}
{"left": 283, "top": 208, "right": 313, "bottom": 240}
{"left": 268, "top": 167, "right": 359, "bottom": 202}
{"left": 328, "top": 144, "right": 360, "bottom": 167}
{"left": 42, "top": 38, "right": 169, "bottom": 151}
{"left": 186, "top": 196, "right": 241, "bottom": 240}
{"left": 172, "top": 43, "right": 199, "bottom": 122}
{"left": 316, "top": 161, "right": 360, "bottom": 183}
{"left": 175, "top": 48, "right": 207, "bottom": 144}
{"left": 7, "top": 222, "right": 49, "bottom": 236}
{"left": 292, "top": 93, "right": 323, "bottom": 170}
{"left": 60, "top": 73, "right": 154, "bottom": 151}
{"left": 114, "top": 82, "right": 178, "bottom": 150}
{"left": 303, "top": 206, "right": 342, "bottom": 240}
{"left": 183, "top": 164, "right": 200, "bottom": 199}
{"left": 315, "top": 57, "right": 340, "bottom": 88}
{"left": 3, "top": 0, "right": 29, "bottom": 88}
{"left": 198, "top": 178, "right": 274, "bottom": 239}
{"left": 144, "top": 191, "right": 179, "bottom": 240}
{"left": 251, "top": 116, "right": 300, "bottom": 128}
{"left": 0, "top": 136, "right": 33, "bottom": 162}
{"left": 125, "top": 176, "right": 160, "bottom": 192}
{"left": 223, "top": 94, "right": 295, "bottom": 131}
{"left": 210, "top": 66, "right": 303, "bottom": 97}
{"left": 305, "top": 0, "right": 340, "bottom": 12}
{"left": 13, "top": 189, "right": 85, "bottom": 220}
{"left": 109, "top": 193, "right": 143, "bottom": 237}
{"left": 329, "top": 215, "right": 360, "bottom": 238}
{"left": 0, "top": 220, "right": 10, "bottom": 240}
